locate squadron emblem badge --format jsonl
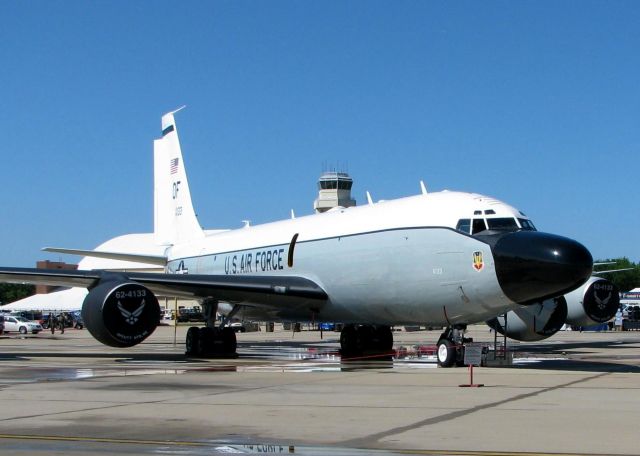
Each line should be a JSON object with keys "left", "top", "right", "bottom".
{"left": 473, "top": 251, "right": 484, "bottom": 271}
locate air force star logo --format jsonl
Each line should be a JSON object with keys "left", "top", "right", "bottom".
{"left": 594, "top": 291, "right": 611, "bottom": 310}
{"left": 118, "top": 300, "right": 146, "bottom": 325}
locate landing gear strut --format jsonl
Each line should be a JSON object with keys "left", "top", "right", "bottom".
{"left": 340, "top": 324, "right": 393, "bottom": 358}
{"left": 185, "top": 300, "right": 238, "bottom": 358}
{"left": 437, "top": 325, "right": 472, "bottom": 367}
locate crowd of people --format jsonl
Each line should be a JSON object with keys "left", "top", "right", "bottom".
{"left": 45, "top": 312, "right": 82, "bottom": 334}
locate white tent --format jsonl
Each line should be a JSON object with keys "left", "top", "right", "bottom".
{"left": 1, "top": 287, "right": 87, "bottom": 312}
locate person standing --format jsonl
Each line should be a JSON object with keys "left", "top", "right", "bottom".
{"left": 48, "top": 313, "right": 56, "bottom": 334}
{"left": 58, "top": 312, "right": 65, "bottom": 334}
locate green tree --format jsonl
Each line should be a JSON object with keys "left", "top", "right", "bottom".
{"left": 0, "top": 283, "right": 35, "bottom": 306}
{"left": 594, "top": 258, "right": 640, "bottom": 293}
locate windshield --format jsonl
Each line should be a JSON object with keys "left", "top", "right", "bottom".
{"left": 518, "top": 218, "right": 537, "bottom": 231}
{"left": 486, "top": 218, "right": 519, "bottom": 231}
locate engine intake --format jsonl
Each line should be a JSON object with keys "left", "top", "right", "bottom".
{"left": 565, "top": 277, "right": 620, "bottom": 327}
{"left": 82, "top": 280, "right": 160, "bottom": 347}
{"left": 486, "top": 297, "right": 567, "bottom": 342}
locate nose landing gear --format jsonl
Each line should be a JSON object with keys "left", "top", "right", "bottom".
{"left": 437, "top": 325, "right": 472, "bottom": 367}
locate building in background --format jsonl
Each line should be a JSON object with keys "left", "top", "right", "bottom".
{"left": 313, "top": 171, "right": 356, "bottom": 213}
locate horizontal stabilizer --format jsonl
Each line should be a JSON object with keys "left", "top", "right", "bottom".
{"left": 42, "top": 247, "right": 168, "bottom": 266}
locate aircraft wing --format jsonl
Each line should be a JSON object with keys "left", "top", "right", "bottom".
{"left": 592, "top": 268, "right": 633, "bottom": 275}
{"left": 0, "top": 267, "right": 328, "bottom": 304}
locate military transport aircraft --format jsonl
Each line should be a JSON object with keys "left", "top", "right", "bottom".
{"left": 0, "top": 110, "right": 619, "bottom": 367}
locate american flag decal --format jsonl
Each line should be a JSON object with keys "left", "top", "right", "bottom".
{"left": 170, "top": 158, "right": 179, "bottom": 174}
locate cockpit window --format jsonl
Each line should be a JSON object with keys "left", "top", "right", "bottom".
{"left": 486, "top": 218, "right": 519, "bottom": 230}
{"left": 472, "top": 218, "right": 487, "bottom": 234}
{"left": 456, "top": 219, "right": 471, "bottom": 234}
{"left": 518, "top": 218, "right": 537, "bottom": 231}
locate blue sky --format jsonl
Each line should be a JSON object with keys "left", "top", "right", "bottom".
{"left": 2, "top": 1, "right": 639, "bottom": 267}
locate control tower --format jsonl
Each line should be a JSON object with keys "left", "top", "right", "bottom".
{"left": 313, "top": 171, "right": 357, "bottom": 213}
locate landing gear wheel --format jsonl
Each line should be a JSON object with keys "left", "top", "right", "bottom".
{"left": 340, "top": 325, "right": 359, "bottom": 356}
{"left": 456, "top": 346, "right": 466, "bottom": 367}
{"left": 198, "top": 327, "right": 216, "bottom": 356}
{"left": 340, "top": 325, "right": 394, "bottom": 358}
{"left": 437, "top": 339, "right": 457, "bottom": 367}
{"left": 221, "top": 327, "right": 237, "bottom": 353}
{"left": 374, "top": 326, "right": 393, "bottom": 352}
{"left": 185, "top": 326, "right": 200, "bottom": 356}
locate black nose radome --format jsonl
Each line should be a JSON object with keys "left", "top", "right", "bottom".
{"left": 487, "top": 231, "right": 593, "bottom": 305}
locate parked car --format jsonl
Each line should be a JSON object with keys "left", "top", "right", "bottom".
{"left": 3, "top": 316, "right": 43, "bottom": 334}
{"left": 230, "top": 321, "right": 246, "bottom": 333}
{"left": 230, "top": 321, "right": 260, "bottom": 332}
{"left": 177, "top": 306, "right": 204, "bottom": 323}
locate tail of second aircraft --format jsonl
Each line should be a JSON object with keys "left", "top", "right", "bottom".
{"left": 154, "top": 108, "right": 204, "bottom": 245}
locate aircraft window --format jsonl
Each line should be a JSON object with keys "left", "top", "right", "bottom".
{"left": 472, "top": 219, "right": 487, "bottom": 234}
{"left": 518, "top": 218, "right": 537, "bottom": 231}
{"left": 484, "top": 210, "right": 496, "bottom": 215}
{"left": 486, "top": 218, "right": 518, "bottom": 230}
{"left": 456, "top": 219, "right": 471, "bottom": 234}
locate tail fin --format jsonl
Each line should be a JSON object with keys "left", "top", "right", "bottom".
{"left": 154, "top": 108, "right": 204, "bottom": 245}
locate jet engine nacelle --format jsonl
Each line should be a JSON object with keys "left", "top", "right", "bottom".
{"left": 564, "top": 277, "right": 619, "bottom": 327}
{"left": 486, "top": 297, "right": 568, "bottom": 342}
{"left": 81, "top": 280, "right": 160, "bottom": 347}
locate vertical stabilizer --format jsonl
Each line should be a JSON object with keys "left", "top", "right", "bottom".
{"left": 154, "top": 108, "right": 204, "bottom": 245}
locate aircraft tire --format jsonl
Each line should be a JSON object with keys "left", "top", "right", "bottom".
{"left": 455, "top": 346, "right": 466, "bottom": 367}
{"left": 221, "top": 327, "right": 237, "bottom": 354}
{"left": 198, "top": 327, "right": 216, "bottom": 356}
{"left": 374, "top": 326, "right": 393, "bottom": 352}
{"left": 437, "top": 338, "right": 456, "bottom": 367}
{"left": 185, "top": 326, "right": 200, "bottom": 356}
{"left": 356, "top": 325, "right": 374, "bottom": 351}
{"left": 340, "top": 325, "right": 359, "bottom": 356}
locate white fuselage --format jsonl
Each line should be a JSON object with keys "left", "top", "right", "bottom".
{"left": 165, "top": 191, "right": 525, "bottom": 326}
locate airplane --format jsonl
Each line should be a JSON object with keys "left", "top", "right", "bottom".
{"left": 0, "top": 109, "right": 614, "bottom": 367}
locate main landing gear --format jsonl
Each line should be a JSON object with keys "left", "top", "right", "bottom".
{"left": 436, "top": 325, "right": 472, "bottom": 367}
{"left": 185, "top": 300, "right": 238, "bottom": 358}
{"left": 185, "top": 326, "right": 237, "bottom": 357}
{"left": 339, "top": 324, "right": 393, "bottom": 358}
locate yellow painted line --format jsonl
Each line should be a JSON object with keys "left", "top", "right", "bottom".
{"left": 0, "top": 434, "right": 618, "bottom": 456}
{"left": 0, "top": 433, "right": 208, "bottom": 447}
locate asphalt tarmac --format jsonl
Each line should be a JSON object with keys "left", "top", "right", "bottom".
{"left": 1, "top": 325, "right": 639, "bottom": 455}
